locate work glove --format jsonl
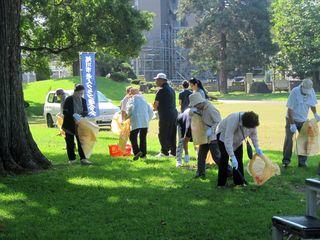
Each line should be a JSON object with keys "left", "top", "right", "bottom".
{"left": 256, "top": 148, "right": 263, "bottom": 156}
{"left": 73, "top": 113, "right": 81, "bottom": 122}
{"left": 231, "top": 156, "right": 238, "bottom": 170}
{"left": 290, "top": 124, "right": 297, "bottom": 133}
{"left": 206, "top": 127, "right": 213, "bottom": 137}
{"left": 314, "top": 113, "right": 320, "bottom": 122}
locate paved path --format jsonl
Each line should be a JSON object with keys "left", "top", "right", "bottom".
{"left": 217, "top": 99, "right": 286, "bottom": 104}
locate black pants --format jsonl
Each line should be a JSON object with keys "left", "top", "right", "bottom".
{"left": 218, "top": 140, "right": 244, "bottom": 186}
{"left": 159, "top": 115, "right": 177, "bottom": 156}
{"left": 129, "top": 128, "right": 148, "bottom": 157}
{"left": 197, "top": 141, "right": 221, "bottom": 176}
{"left": 65, "top": 132, "right": 86, "bottom": 160}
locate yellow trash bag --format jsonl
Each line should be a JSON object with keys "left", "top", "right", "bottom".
{"left": 296, "top": 119, "right": 320, "bottom": 156}
{"left": 191, "top": 114, "right": 208, "bottom": 145}
{"left": 206, "top": 151, "right": 216, "bottom": 165}
{"left": 77, "top": 119, "right": 99, "bottom": 158}
{"left": 119, "top": 119, "right": 131, "bottom": 153}
{"left": 111, "top": 112, "right": 122, "bottom": 135}
{"left": 56, "top": 115, "right": 65, "bottom": 137}
{"left": 246, "top": 154, "right": 280, "bottom": 186}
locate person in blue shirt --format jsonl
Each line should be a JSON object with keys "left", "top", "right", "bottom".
{"left": 178, "top": 80, "right": 192, "bottom": 113}
{"left": 283, "top": 79, "right": 320, "bottom": 167}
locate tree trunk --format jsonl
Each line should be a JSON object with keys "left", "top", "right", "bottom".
{"left": 72, "top": 60, "right": 80, "bottom": 76}
{"left": 313, "top": 70, "right": 320, "bottom": 92}
{"left": 0, "top": 0, "right": 52, "bottom": 175}
{"left": 219, "top": 31, "right": 228, "bottom": 94}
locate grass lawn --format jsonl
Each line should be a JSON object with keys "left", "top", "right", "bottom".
{"left": 1, "top": 93, "right": 320, "bottom": 239}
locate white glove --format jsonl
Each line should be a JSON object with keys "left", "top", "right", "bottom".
{"left": 314, "top": 113, "right": 320, "bottom": 122}
{"left": 231, "top": 156, "right": 238, "bottom": 170}
{"left": 73, "top": 113, "right": 81, "bottom": 122}
{"left": 206, "top": 127, "right": 213, "bottom": 137}
{"left": 290, "top": 124, "right": 297, "bottom": 133}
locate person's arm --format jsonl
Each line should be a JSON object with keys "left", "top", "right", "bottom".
{"left": 153, "top": 101, "right": 159, "bottom": 111}
{"left": 63, "top": 97, "right": 72, "bottom": 118}
{"left": 249, "top": 128, "right": 260, "bottom": 150}
{"left": 287, "top": 108, "right": 294, "bottom": 124}
{"left": 126, "top": 98, "right": 134, "bottom": 118}
{"left": 223, "top": 116, "right": 238, "bottom": 157}
{"left": 153, "top": 89, "right": 162, "bottom": 111}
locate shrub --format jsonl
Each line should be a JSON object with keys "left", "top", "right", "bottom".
{"left": 110, "top": 72, "right": 128, "bottom": 82}
{"left": 131, "top": 79, "right": 141, "bottom": 85}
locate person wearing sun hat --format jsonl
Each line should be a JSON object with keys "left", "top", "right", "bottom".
{"left": 153, "top": 73, "right": 178, "bottom": 158}
{"left": 283, "top": 78, "right": 320, "bottom": 168}
{"left": 189, "top": 92, "right": 222, "bottom": 178}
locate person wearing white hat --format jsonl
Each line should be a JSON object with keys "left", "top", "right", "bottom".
{"left": 283, "top": 79, "right": 320, "bottom": 167}
{"left": 189, "top": 92, "right": 222, "bottom": 178}
{"left": 153, "top": 73, "right": 178, "bottom": 157}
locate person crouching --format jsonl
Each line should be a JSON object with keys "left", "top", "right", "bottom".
{"left": 189, "top": 92, "right": 222, "bottom": 179}
{"left": 126, "top": 88, "right": 154, "bottom": 160}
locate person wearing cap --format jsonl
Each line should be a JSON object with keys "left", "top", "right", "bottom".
{"left": 216, "top": 111, "right": 262, "bottom": 186}
{"left": 62, "top": 84, "right": 92, "bottom": 165}
{"left": 189, "top": 92, "right": 222, "bottom": 178}
{"left": 55, "top": 88, "right": 66, "bottom": 116}
{"left": 282, "top": 79, "right": 320, "bottom": 167}
{"left": 153, "top": 73, "right": 178, "bottom": 157}
{"left": 126, "top": 88, "right": 154, "bottom": 160}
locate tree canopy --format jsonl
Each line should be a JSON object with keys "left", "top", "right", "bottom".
{"left": 271, "top": 0, "right": 320, "bottom": 78}
{"left": 21, "top": 0, "right": 152, "bottom": 76}
{"left": 179, "top": 0, "right": 275, "bottom": 92}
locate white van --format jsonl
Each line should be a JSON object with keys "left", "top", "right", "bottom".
{"left": 43, "top": 90, "right": 120, "bottom": 128}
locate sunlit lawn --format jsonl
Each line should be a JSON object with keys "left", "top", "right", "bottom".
{"left": 1, "top": 100, "right": 319, "bottom": 239}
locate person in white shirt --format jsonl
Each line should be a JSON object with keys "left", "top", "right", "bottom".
{"left": 283, "top": 79, "right": 320, "bottom": 167}
{"left": 216, "top": 111, "right": 263, "bottom": 186}
{"left": 126, "top": 88, "right": 154, "bottom": 160}
{"left": 120, "top": 86, "right": 133, "bottom": 122}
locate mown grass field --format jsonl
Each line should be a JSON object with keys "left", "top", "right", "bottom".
{"left": 1, "top": 78, "right": 319, "bottom": 239}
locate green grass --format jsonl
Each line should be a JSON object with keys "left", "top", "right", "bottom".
{"left": 1, "top": 100, "right": 319, "bottom": 239}
{"left": 24, "top": 77, "right": 129, "bottom": 116}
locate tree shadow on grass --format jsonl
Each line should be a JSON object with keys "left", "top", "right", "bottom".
{"left": 0, "top": 150, "right": 318, "bottom": 239}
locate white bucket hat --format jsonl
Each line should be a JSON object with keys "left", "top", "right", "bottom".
{"left": 189, "top": 92, "right": 205, "bottom": 107}
{"left": 301, "top": 79, "right": 313, "bottom": 95}
{"left": 154, "top": 73, "right": 167, "bottom": 80}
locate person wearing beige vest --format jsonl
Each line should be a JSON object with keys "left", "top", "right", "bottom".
{"left": 216, "top": 111, "right": 263, "bottom": 186}
{"left": 189, "top": 92, "right": 221, "bottom": 179}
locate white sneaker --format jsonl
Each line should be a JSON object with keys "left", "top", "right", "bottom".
{"left": 168, "top": 154, "right": 176, "bottom": 158}
{"left": 80, "top": 159, "right": 92, "bottom": 165}
{"left": 176, "top": 161, "right": 182, "bottom": 168}
{"left": 69, "top": 160, "right": 77, "bottom": 165}
{"left": 184, "top": 155, "right": 190, "bottom": 164}
{"left": 155, "top": 152, "right": 168, "bottom": 158}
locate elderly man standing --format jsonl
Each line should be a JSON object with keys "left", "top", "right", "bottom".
{"left": 153, "top": 73, "right": 178, "bottom": 157}
{"left": 283, "top": 79, "right": 320, "bottom": 168}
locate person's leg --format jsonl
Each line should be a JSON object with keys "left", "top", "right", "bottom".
{"left": 233, "top": 144, "right": 244, "bottom": 185}
{"left": 129, "top": 129, "right": 140, "bottom": 156}
{"left": 65, "top": 132, "right": 76, "bottom": 161}
{"left": 184, "top": 137, "right": 190, "bottom": 163}
{"left": 208, "top": 141, "right": 221, "bottom": 166}
{"left": 75, "top": 135, "right": 86, "bottom": 160}
{"left": 217, "top": 140, "right": 229, "bottom": 186}
{"left": 176, "top": 126, "right": 183, "bottom": 165}
{"left": 282, "top": 118, "right": 294, "bottom": 165}
{"left": 296, "top": 122, "right": 308, "bottom": 166}
{"left": 139, "top": 128, "right": 148, "bottom": 157}
{"left": 158, "top": 119, "right": 170, "bottom": 155}
{"left": 197, "top": 144, "right": 209, "bottom": 176}
{"left": 168, "top": 116, "right": 177, "bottom": 156}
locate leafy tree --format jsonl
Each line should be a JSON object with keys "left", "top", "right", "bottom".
{"left": 271, "top": 0, "right": 320, "bottom": 89}
{"left": 21, "top": 0, "right": 153, "bottom": 75}
{"left": 179, "top": 0, "right": 275, "bottom": 93}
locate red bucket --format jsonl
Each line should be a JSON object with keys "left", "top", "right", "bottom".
{"left": 109, "top": 144, "right": 132, "bottom": 157}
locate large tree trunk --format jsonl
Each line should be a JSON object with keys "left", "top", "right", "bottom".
{"left": 72, "top": 60, "right": 80, "bottom": 76}
{"left": 0, "top": 0, "right": 52, "bottom": 175}
{"left": 218, "top": 0, "right": 228, "bottom": 94}
{"left": 313, "top": 70, "right": 320, "bottom": 92}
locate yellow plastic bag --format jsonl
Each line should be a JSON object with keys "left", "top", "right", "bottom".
{"left": 77, "top": 119, "right": 99, "bottom": 158}
{"left": 119, "top": 119, "right": 131, "bottom": 153}
{"left": 56, "top": 115, "right": 65, "bottom": 137}
{"left": 206, "top": 151, "right": 216, "bottom": 165}
{"left": 246, "top": 154, "right": 280, "bottom": 186}
{"left": 111, "top": 112, "right": 122, "bottom": 135}
{"left": 191, "top": 114, "right": 208, "bottom": 145}
{"left": 296, "top": 119, "right": 320, "bottom": 156}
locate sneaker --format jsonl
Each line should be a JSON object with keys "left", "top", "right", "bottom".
{"left": 69, "top": 159, "right": 77, "bottom": 165}
{"left": 133, "top": 152, "right": 143, "bottom": 161}
{"left": 168, "top": 154, "right": 176, "bottom": 158}
{"left": 155, "top": 152, "right": 169, "bottom": 158}
{"left": 184, "top": 155, "right": 190, "bottom": 164}
{"left": 80, "top": 159, "right": 92, "bottom": 165}
{"left": 176, "top": 161, "right": 182, "bottom": 168}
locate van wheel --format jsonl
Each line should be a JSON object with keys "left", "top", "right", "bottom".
{"left": 46, "top": 114, "right": 54, "bottom": 128}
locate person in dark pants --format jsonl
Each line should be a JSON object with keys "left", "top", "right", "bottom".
{"left": 62, "top": 84, "right": 92, "bottom": 165}
{"left": 216, "top": 112, "right": 263, "bottom": 187}
{"left": 178, "top": 80, "right": 192, "bottom": 113}
{"left": 189, "top": 92, "right": 222, "bottom": 178}
{"left": 126, "top": 88, "right": 154, "bottom": 160}
{"left": 153, "top": 73, "right": 178, "bottom": 157}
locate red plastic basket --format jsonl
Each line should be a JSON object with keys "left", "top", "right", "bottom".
{"left": 108, "top": 144, "right": 132, "bottom": 157}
